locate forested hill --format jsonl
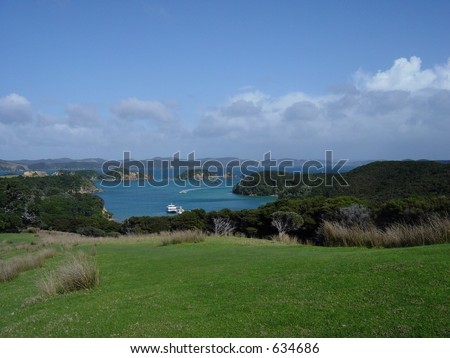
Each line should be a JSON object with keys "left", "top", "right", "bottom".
{"left": 0, "top": 173, "right": 120, "bottom": 234}
{"left": 233, "top": 160, "right": 450, "bottom": 201}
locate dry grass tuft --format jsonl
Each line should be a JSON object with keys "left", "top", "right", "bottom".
{"left": 58, "top": 252, "right": 99, "bottom": 292}
{"left": 0, "top": 248, "right": 56, "bottom": 282}
{"left": 38, "top": 252, "right": 99, "bottom": 296}
{"left": 37, "top": 271, "right": 60, "bottom": 296}
{"left": 160, "top": 230, "right": 206, "bottom": 246}
{"left": 270, "top": 233, "right": 299, "bottom": 244}
{"left": 321, "top": 216, "right": 450, "bottom": 248}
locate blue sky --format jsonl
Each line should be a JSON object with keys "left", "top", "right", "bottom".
{"left": 1, "top": 0, "right": 449, "bottom": 160}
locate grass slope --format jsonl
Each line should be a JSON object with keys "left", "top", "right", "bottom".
{"left": 0, "top": 233, "right": 449, "bottom": 337}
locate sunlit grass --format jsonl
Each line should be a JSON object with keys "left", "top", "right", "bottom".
{"left": 0, "top": 232, "right": 448, "bottom": 337}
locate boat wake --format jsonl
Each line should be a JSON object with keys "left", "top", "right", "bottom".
{"left": 179, "top": 188, "right": 203, "bottom": 194}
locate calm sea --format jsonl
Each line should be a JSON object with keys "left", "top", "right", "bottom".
{"left": 95, "top": 180, "right": 275, "bottom": 221}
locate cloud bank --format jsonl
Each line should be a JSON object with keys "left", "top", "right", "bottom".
{"left": 1, "top": 57, "right": 449, "bottom": 160}
{"left": 194, "top": 57, "right": 450, "bottom": 159}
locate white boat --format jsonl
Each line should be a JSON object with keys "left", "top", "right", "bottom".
{"left": 177, "top": 206, "right": 185, "bottom": 214}
{"left": 167, "top": 203, "right": 177, "bottom": 213}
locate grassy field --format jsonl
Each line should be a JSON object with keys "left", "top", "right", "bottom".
{"left": 0, "top": 232, "right": 449, "bottom": 337}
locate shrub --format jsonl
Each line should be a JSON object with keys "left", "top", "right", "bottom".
{"left": 337, "top": 204, "right": 371, "bottom": 228}
{"left": 213, "top": 217, "right": 236, "bottom": 236}
{"left": 271, "top": 211, "right": 304, "bottom": 236}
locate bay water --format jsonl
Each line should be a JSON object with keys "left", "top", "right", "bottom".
{"left": 96, "top": 179, "right": 275, "bottom": 221}
{"left": 0, "top": 170, "right": 275, "bottom": 221}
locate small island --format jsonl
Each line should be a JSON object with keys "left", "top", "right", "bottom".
{"left": 176, "top": 168, "right": 236, "bottom": 181}
{"left": 102, "top": 167, "right": 152, "bottom": 181}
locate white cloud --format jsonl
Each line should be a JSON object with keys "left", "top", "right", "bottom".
{"left": 355, "top": 56, "right": 450, "bottom": 91}
{"left": 111, "top": 98, "right": 178, "bottom": 125}
{"left": 0, "top": 93, "right": 33, "bottom": 124}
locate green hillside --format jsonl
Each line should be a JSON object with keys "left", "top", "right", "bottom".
{"left": 1, "top": 233, "right": 448, "bottom": 337}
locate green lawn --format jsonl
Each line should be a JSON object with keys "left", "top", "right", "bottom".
{"left": 0, "top": 233, "right": 449, "bottom": 337}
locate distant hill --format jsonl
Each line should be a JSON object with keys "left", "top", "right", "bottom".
{"left": 233, "top": 160, "right": 450, "bottom": 201}
{"left": 2, "top": 156, "right": 449, "bottom": 177}
{"left": 1, "top": 158, "right": 106, "bottom": 171}
{"left": 0, "top": 160, "right": 28, "bottom": 171}
{"left": 14, "top": 158, "right": 105, "bottom": 165}
{"left": 27, "top": 161, "right": 103, "bottom": 170}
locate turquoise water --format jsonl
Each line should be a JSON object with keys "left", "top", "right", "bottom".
{"left": 96, "top": 180, "right": 275, "bottom": 220}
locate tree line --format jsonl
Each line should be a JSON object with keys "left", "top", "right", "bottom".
{"left": 124, "top": 195, "right": 450, "bottom": 244}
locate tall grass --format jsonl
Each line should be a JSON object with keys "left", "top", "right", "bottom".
{"left": 38, "top": 252, "right": 99, "bottom": 296}
{"left": 38, "top": 230, "right": 113, "bottom": 245}
{"left": 0, "top": 249, "right": 56, "bottom": 282}
{"left": 270, "top": 233, "right": 299, "bottom": 244}
{"left": 321, "top": 216, "right": 450, "bottom": 248}
{"left": 160, "top": 230, "right": 206, "bottom": 246}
